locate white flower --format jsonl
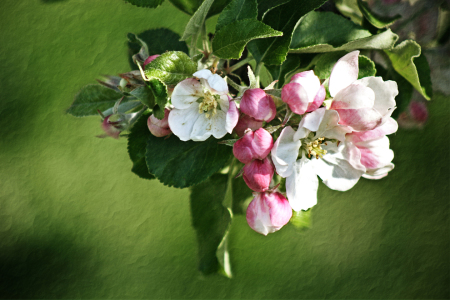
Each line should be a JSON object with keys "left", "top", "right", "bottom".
{"left": 168, "top": 70, "right": 238, "bottom": 141}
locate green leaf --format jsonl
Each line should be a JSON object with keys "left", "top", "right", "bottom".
{"left": 213, "top": 19, "right": 282, "bottom": 59}
{"left": 145, "top": 135, "right": 233, "bottom": 188}
{"left": 357, "top": 0, "right": 401, "bottom": 28}
{"left": 313, "top": 52, "right": 376, "bottom": 80}
{"left": 231, "top": 176, "right": 253, "bottom": 215}
{"left": 385, "top": 40, "right": 433, "bottom": 100}
{"left": 146, "top": 79, "right": 168, "bottom": 119}
{"left": 256, "top": 0, "right": 290, "bottom": 20}
{"left": 144, "top": 51, "right": 197, "bottom": 86}
{"left": 265, "top": 54, "right": 301, "bottom": 87}
{"left": 190, "top": 174, "right": 231, "bottom": 275}
{"left": 168, "top": 0, "right": 231, "bottom": 17}
{"left": 357, "top": 55, "right": 376, "bottom": 79}
{"left": 101, "top": 100, "right": 143, "bottom": 117}
{"left": 181, "top": 0, "right": 215, "bottom": 41}
{"left": 124, "top": 0, "right": 165, "bottom": 8}
{"left": 216, "top": 0, "right": 257, "bottom": 32}
{"left": 247, "top": 0, "right": 327, "bottom": 65}
{"left": 129, "top": 85, "right": 155, "bottom": 108}
{"left": 290, "top": 210, "right": 311, "bottom": 229}
{"left": 127, "top": 112, "right": 155, "bottom": 180}
{"left": 67, "top": 84, "right": 124, "bottom": 117}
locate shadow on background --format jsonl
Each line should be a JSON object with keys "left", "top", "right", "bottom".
{"left": 41, "top": 0, "right": 69, "bottom": 3}
{"left": 0, "top": 232, "right": 100, "bottom": 298}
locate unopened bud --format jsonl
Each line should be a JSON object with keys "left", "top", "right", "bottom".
{"left": 143, "top": 54, "right": 160, "bottom": 67}
{"left": 240, "top": 88, "right": 276, "bottom": 122}
{"left": 246, "top": 191, "right": 292, "bottom": 235}
{"left": 242, "top": 157, "right": 274, "bottom": 192}
{"left": 233, "top": 128, "right": 273, "bottom": 164}
{"left": 234, "top": 114, "right": 263, "bottom": 137}
{"left": 148, "top": 109, "right": 171, "bottom": 137}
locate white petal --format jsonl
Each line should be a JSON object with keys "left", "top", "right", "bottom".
{"left": 193, "top": 69, "right": 213, "bottom": 80}
{"left": 329, "top": 51, "right": 360, "bottom": 97}
{"left": 271, "top": 126, "right": 301, "bottom": 177}
{"left": 357, "top": 77, "right": 398, "bottom": 119}
{"left": 315, "top": 109, "right": 352, "bottom": 141}
{"left": 190, "top": 114, "right": 213, "bottom": 141}
{"left": 363, "top": 163, "right": 394, "bottom": 179}
{"left": 168, "top": 104, "right": 201, "bottom": 141}
{"left": 293, "top": 107, "right": 326, "bottom": 141}
{"left": 208, "top": 74, "right": 228, "bottom": 94}
{"left": 286, "top": 157, "right": 319, "bottom": 211}
{"left": 331, "top": 83, "right": 375, "bottom": 109}
{"left": 171, "top": 78, "right": 203, "bottom": 109}
{"left": 210, "top": 110, "right": 228, "bottom": 139}
{"left": 225, "top": 99, "right": 239, "bottom": 134}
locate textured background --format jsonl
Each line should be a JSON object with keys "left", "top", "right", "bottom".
{"left": 0, "top": 0, "right": 449, "bottom": 298}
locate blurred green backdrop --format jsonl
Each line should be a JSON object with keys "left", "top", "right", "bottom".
{"left": 0, "top": 0, "right": 449, "bottom": 298}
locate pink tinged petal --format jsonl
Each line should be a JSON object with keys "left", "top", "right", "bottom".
{"left": 225, "top": 99, "right": 239, "bottom": 134}
{"left": 347, "top": 117, "right": 398, "bottom": 144}
{"left": 306, "top": 85, "right": 326, "bottom": 112}
{"left": 233, "top": 128, "right": 273, "bottom": 164}
{"left": 171, "top": 78, "right": 203, "bottom": 109}
{"left": 168, "top": 104, "right": 201, "bottom": 141}
{"left": 329, "top": 50, "right": 360, "bottom": 97}
{"left": 148, "top": 109, "right": 171, "bottom": 137}
{"left": 362, "top": 163, "right": 394, "bottom": 179}
{"left": 271, "top": 126, "right": 301, "bottom": 177}
{"left": 234, "top": 114, "right": 263, "bottom": 137}
{"left": 357, "top": 77, "right": 398, "bottom": 120}
{"left": 294, "top": 107, "right": 326, "bottom": 141}
{"left": 330, "top": 83, "right": 375, "bottom": 110}
{"left": 410, "top": 101, "right": 428, "bottom": 123}
{"left": 143, "top": 54, "right": 160, "bottom": 67}
{"left": 240, "top": 88, "right": 276, "bottom": 122}
{"left": 335, "top": 108, "right": 383, "bottom": 131}
{"left": 208, "top": 74, "right": 228, "bottom": 94}
{"left": 281, "top": 82, "right": 309, "bottom": 115}
{"left": 290, "top": 70, "right": 321, "bottom": 104}
{"left": 246, "top": 192, "right": 292, "bottom": 236}
{"left": 243, "top": 158, "right": 275, "bottom": 192}
{"left": 285, "top": 157, "right": 319, "bottom": 211}
{"left": 101, "top": 115, "right": 120, "bottom": 139}
{"left": 315, "top": 109, "right": 352, "bottom": 142}
{"left": 193, "top": 69, "right": 213, "bottom": 80}
{"left": 356, "top": 136, "right": 394, "bottom": 170}
{"left": 339, "top": 142, "right": 366, "bottom": 172}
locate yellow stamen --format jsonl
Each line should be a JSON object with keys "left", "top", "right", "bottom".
{"left": 306, "top": 137, "right": 327, "bottom": 159}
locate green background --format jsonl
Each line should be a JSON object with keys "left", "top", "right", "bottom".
{"left": 0, "top": 0, "right": 448, "bottom": 298}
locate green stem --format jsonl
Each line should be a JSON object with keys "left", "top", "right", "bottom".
{"left": 228, "top": 56, "right": 254, "bottom": 73}
{"left": 201, "top": 23, "right": 210, "bottom": 54}
{"left": 254, "top": 62, "right": 264, "bottom": 88}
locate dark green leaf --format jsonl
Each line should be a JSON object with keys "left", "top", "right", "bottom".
{"left": 216, "top": 0, "right": 257, "bottom": 32}
{"left": 151, "top": 104, "right": 165, "bottom": 120}
{"left": 385, "top": 40, "right": 433, "bottom": 100}
{"left": 357, "top": 0, "right": 401, "bottom": 28}
{"left": 144, "top": 51, "right": 197, "bottom": 85}
{"left": 146, "top": 79, "right": 168, "bottom": 119}
{"left": 357, "top": 55, "right": 376, "bottom": 79}
{"left": 168, "top": 0, "right": 231, "bottom": 17}
{"left": 256, "top": 0, "right": 290, "bottom": 20}
{"left": 248, "top": 0, "right": 327, "bottom": 65}
{"left": 290, "top": 209, "right": 311, "bottom": 229}
{"left": 181, "top": 0, "right": 215, "bottom": 41}
{"left": 130, "top": 85, "right": 156, "bottom": 108}
{"left": 190, "top": 174, "right": 231, "bottom": 275}
{"left": 265, "top": 54, "right": 301, "bottom": 87}
{"left": 213, "top": 19, "right": 282, "bottom": 59}
{"left": 313, "top": 52, "right": 376, "bottom": 80}
{"left": 127, "top": 111, "right": 155, "bottom": 180}
{"left": 67, "top": 84, "right": 124, "bottom": 117}
{"left": 145, "top": 135, "right": 233, "bottom": 188}
{"left": 124, "top": 0, "right": 165, "bottom": 8}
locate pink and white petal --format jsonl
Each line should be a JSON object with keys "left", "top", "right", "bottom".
{"left": 290, "top": 70, "right": 321, "bottom": 104}
{"left": 293, "top": 107, "right": 326, "bottom": 141}
{"left": 340, "top": 142, "right": 366, "bottom": 172}
{"left": 171, "top": 78, "right": 203, "bottom": 109}
{"left": 286, "top": 157, "right": 319, "bottom": 211}
{"left": 225, "top": 99, "right": 239, "bottom": 134}
{"left": 168, "top": 104, "right": 201, "bottom": 141}
{"left": 193, "top": 69, "right": 213, "bottom": 80}
{"left": 357, "top": 77, "right": 398, "bottom": 118}
{"left": 363, "top": 163, "right": 394, "bottom": 179}
{"left": 208, "top": 74, "right": 228, "bottom": 94}
{"left": 329, "top": 51, "right": 360, "bottom": 97}
{"left": 347, "top": 117, "right": 398, "bottom": 144}
{"left": 281, "top": 82, "right": 309, "bottom": 115}
{"left": 210, "top": 110, "right": 229, "bottom": 139}
{"left": 306, "top": 85, "right": 326, "bottom": 112}
{"left": 315, "top": 156, "right": 363, "bottom": 191}
{"left": 357, "top": 136, "right": 394, "bottom": 169}
{"left": 190, "top": 114, "right": 214, "bottom": 141}
{"left": 315, "top": 109, "right": 351, "bottom": 141}
{"left": 336, "top": 108, "right": 383, "bottom": 131}
{"left": 271, "top": 126, "right": 301, "bottom": 178}
{"left": 330, "top": 84, "right": 375, "bottom": 110}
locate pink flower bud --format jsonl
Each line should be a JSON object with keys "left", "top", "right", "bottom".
{"left": 234, "top": 114, "right": 263, "bottom": 137}
{"left": 233, "top": 128, "right": 273, "bottom": 164}
{"left": 246, "top": 191, "right": 292, "bottom": 235}
{"left": 409, "top": 101, "right": 428, "bottom": 123}
{"left": 148, "top": 109, "right": 171, "bottom": 137}
{"left": 242, "top": 157, "right": 274, "bottom": 192}
{"left": 240, "top": 88, "right": 276, "bottom": 122}
{"left": 101, "top": 115, "right": 121, "bottom": 139}
{"left": 143, "top": 54, "right": 160, "bottom": 67}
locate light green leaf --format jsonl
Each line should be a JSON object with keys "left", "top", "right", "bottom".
{"left": 124, "top": 0, "right": 165, "bottom": 8}
{"left": 248, "top": 0, "right": 327, "bottom": 65}
{"left": 67, "top": 84, "right": 124, "bottom": 117}
{"left": 101, "top": 100, "right": 143, "bottom": 117}
{"left": 129, "top": 85, "right": 156, "bottom": 108}
{"left": 145, "top": 135, "right": 233, "bottom": 188}
{"left": 169, "top": 0, "right": 231, "bottom": 17}
{"left": 146, "top": 79, "right": 168, "bottom": 119}
{"left": 385, "top": 40, "right": 433, "bottom": 100}
{"left": 181, "top": 0, "right": 215, "bottom": 41}
{"left": 144, "top": 51, "right": 197, "bottom": 86}
{"left": 190, "top": 174, "right": 231, "bottom": 275}
{"left": 358, "top": 55, "right": 376, "bottom": 78}
{"left": 127, "top": 112, "right": 155, "bottom": 180}
{"left": 213, "top": 19, "right": 282, "bottom": 59}
{"left": 357, "top": 0, "right": 401, "bottom": 28}
{"left": 290, "top": 210, "right": 311, "bottom": 229}
{"left": 216, "top": 0, "right": 257, "bottom": 32}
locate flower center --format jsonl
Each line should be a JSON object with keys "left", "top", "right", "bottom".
{"left": 197, "top": 92, "right": 220, "bottom": 118}
{"left": 306, "top": 137, "right": 327, "bottom": 159}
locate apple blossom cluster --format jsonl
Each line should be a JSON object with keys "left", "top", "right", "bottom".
{"left": 144, "top": 50, "right": 399, "bottom": 236}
